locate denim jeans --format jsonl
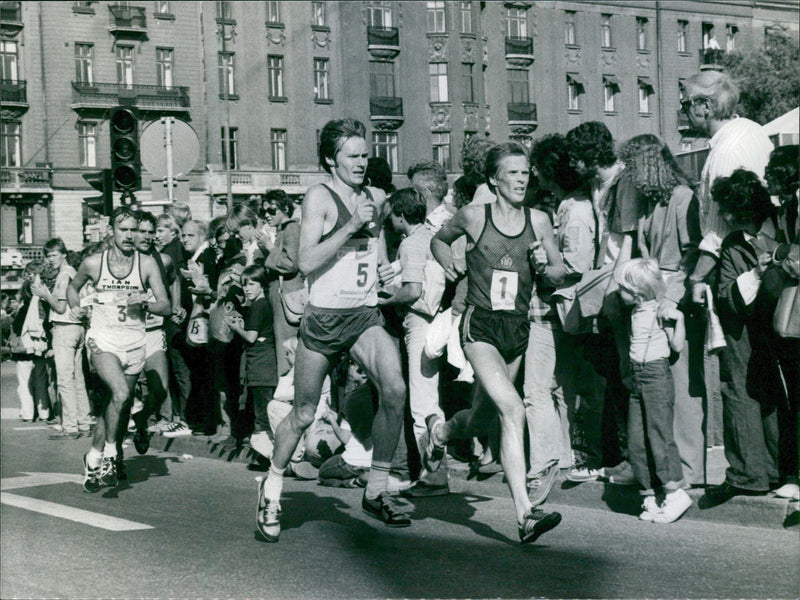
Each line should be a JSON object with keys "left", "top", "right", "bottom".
{"left": 52, "top": 324, "right": 91, "bottom": 432}
{"left": 319, "top": 453, "right": 367, "bottom": 482}
{"left": 523, "top": 321, "right": 570, "bottom": 477}
{"left": 628, "top": 359, "right": 684, "bottom": 492}
{"left": 403, "top": 311, "right": 447, "bottom": 486}
{"left": 15, "top": 358, "right": 48, "bottom": 421}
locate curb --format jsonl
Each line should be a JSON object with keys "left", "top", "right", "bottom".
{"left": 145, "top": 432, "right": 797, "bottom": 530}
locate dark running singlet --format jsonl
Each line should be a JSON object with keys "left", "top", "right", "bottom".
{"left": 307, "top": 185, "right": 381, "bottom": 309}
{"left": 465, "top": 203, "right": 536, "bottom": 316}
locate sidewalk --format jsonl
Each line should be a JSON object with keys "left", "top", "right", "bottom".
{"left": 145, "top": 431, "right": 798, "bottom": 530}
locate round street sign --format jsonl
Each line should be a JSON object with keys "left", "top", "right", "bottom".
{"left": 140, "top": 118, "right": 200, "bottom": 178}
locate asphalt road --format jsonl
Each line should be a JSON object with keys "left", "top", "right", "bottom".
{"left": 1, "top": 362, "right": 798, "bottom": 599}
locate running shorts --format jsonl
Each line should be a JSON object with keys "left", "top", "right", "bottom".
{"left": 459, "top": 304, "right": 530, "bottom": 362}
{"left": 145, "top": 328, "right": 167, "bottom": 359}
{"left": 86, "top": 335, "right": 146, "bottom": 376}
{"left": 299, "top": 304, "right": 385, "bottom": 357}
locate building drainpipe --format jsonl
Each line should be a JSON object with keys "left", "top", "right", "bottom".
{"left": 655, "top": 1, "right": 666, "bottom": 140}
{"left": 38, "top": 2, "right": 54, "bottom": 239}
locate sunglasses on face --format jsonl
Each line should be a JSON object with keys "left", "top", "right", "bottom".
{"left": 680, "top": 97, "right": 707, "bottom": 111}
{"left": 262, "top": 205, "right": 278, "bottom": 217}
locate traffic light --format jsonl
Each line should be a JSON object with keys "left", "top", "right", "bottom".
{"left": 109, "top": 106, "right": 141, "bottom": 192}
{"left": 83, "top": 169, "right": 114, "bottom": 215}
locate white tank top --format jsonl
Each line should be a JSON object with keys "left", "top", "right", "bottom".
{"left": 88, "top": 250, "right": 147, "bottom": 350}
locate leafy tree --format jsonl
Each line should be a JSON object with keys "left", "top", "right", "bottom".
{"left": 724, "top": 32, "right": 799, "bottom": 124}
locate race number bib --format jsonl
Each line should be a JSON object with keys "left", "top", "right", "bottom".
{"left": 333, "top": 238, "right": 378, "bottom": 300}
{"left": 490, "top": 270, "right": 518, "bottom": 311}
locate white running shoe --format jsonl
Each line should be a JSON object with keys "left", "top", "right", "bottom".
{"left": 162, "top": 422, "right": 192, "bottom": 437}
{"left": 639, "top": 495, "right": 662, "bottom": 521}
{"left": 652, "top": 488, "right": 692, "bottom": 523}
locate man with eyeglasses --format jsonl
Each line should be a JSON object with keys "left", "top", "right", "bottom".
{"left": 680, "top": 71, "right": 773, "bottom": 304}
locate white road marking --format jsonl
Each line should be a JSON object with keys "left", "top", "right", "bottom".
{"left": 1, "top": 408, "right": 23, "bottom": 420}
{"left": 0, "top": 472, "right": 153, "bottom": 531}
{"left": 11, "top": 426, "right": 51, "bottom": 431}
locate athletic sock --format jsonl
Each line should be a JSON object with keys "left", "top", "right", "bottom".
{"left": 365, "top": 461, "right": 391, "bottom": 500}
{"left": 87, "top": 447, "right": 103, "bottom": 468}
{"left": 263, "top": 464, "right": 285, "bottom": 502}
{"left": 103, "top": 442, "right": 118, "bottom": 459}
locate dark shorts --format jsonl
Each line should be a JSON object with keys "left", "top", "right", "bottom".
{"left": 460, "top": 304, "right": 530, "bottom": 362}
{"left": 299, "top": 304, "right": 385, "bottom": 358}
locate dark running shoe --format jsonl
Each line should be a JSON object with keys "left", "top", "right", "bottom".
{"left": 100, "top": 456, "right": 118, "bottom": 487}
{"left": 133, "top": 427, "right": 150, "bottom": 455}
{"left": 256, "top": 477, "right": 281, "bottom": 542}
{"left": 518, "top": 508, "right": 562, "bottom": 544}
{"left": 400, "top": 480, "right": 450, "bottom": 498}
{"left": 83, "top": 453, "right": 102, "bottom": 493}
{"left": 362, "top": 491, "right": 411, "bottom": 528}
{"left": 423, "top": 414, "right": 445, "bottom": 473}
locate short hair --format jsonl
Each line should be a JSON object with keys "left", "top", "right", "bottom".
{"left": 712, "top": 169, "right": 773, "bottom": 227}
{"left": 43, "top": 237, "right": 67, "bottom": 255}
{"left": 388, "top": 187, "right": 427, "bottom": 225}
{"left": 461, "top": 136, "right": 497, "bottom": 184}
{"left": 765, "top": 144, "right": 799, "bottom": 198}
{"left": 23, "top": 259, "right": 45, "bottom": 277}
{"left": 318, "top": 118, "right": 366, "bottom": 174}
{"left": 614, "top": 258, "right": 665, "bottom": 302}
{"left": 484, "top": 142, "right": 529, "bottom": 194}
{"left": 208, "top": 216, "right": 227, "bottom": 241}
{"left": 618, "top": 134, "right": 694, "bottom": 206}
{"left": 530, "top": 134, "right": 586, "bottom": 195}
{"left": 169, "top": 202, "right": 192, "bottom": 228}
{"left": 408, "top": 160, "right": 448, "bottom": 203}
{"left": 226, "top": 203, "right": 259, "bottom": 232}
{"left": 135, "top": 210, "right": 157, "bottom": 229}
{"left": 264, "top": 188, "right": 293, "bottom": 216}
{"left": 241, "top": 263, "right": 268, "bottom": 289}
{"left": 66, "top": 250, "right": 82, "bottom": 269}
{"left": 156, "top": 213, "right": 181, "bottom": 235}
{"left": 183, "top": 219, "right": 209, "bottom": 240}
{"left": 110, "top": 206, "right": 138, "bottom": 227}
{"left": 683, "top": 71, "right": 740, "bottom": 120}
{"left": 565, "top": 121, "right": 617, "bottom": 169}
{"left": 366, "top": 156, "right": 395, "bottom": 193}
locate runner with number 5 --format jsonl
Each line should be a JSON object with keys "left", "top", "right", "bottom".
{"left": 428, "top": 142, "right": 566, "bottom": 544}
{"left": 256, "top": 118, "right": 410, "bottom": 542}
{"left": 67, "top": 206, "right": 171, "bottom": 493}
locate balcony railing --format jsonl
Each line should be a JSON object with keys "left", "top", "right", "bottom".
{"left": 699, "top": 48, "right": 726, "bottom": 69}
{"left": 505, "top": 36, "right": 534, "bottom": 57}
{"left": 0, "top": 79, "right": 26, "bottom": 104}
{"left": 108, "top": 4, "right": 147, "bottom": 32}
{"left": 71, "top": 81, "right": 190, "bottom": 111}
{"left": 367, "top": 26, "right": 400, "bottom": 59}
{"left": 0, "top": 167, "right": 53, "bottom": 191}
{"left": 207, "top": 170, "right": 328, "bottom": 197}
{"left": 507, "top": 102, "right": 537, "bottom": 123}
{"left": 370, "top": 96, "right": 403, "bottom": 118}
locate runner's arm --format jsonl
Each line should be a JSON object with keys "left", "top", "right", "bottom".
{"left": 66, "top": 254, "right": 100, "bottom": 309}
{"left": 141, "top": 254, "right": 171, "bottom": 316}
{"left": 531, "top": 210, "right": 566, "bottom": 286}
{"left": 431, "top": 206, "right": 478, "bottom": 281}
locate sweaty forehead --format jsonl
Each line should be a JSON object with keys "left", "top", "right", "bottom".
{"left": 337, "top": 136, "right": 367, "bottom": 155}
{"left": 114, "top": 216, "right": 138, "bottom": 229}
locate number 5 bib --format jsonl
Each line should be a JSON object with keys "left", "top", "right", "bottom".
{"left": 308, "top": 237, "right": 379, "bottom": 309}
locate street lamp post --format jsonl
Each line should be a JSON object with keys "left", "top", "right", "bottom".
{"left": 217, "top": 20, "right": 236, "bottom": 212}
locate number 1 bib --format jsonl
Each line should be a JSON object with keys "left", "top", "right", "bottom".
{"left": 490, "top": 269, "right": 518, "bottom": 311}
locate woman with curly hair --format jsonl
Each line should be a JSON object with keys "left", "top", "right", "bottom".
{"left": 617, "top": 133, "right": 707, "bottom": 488}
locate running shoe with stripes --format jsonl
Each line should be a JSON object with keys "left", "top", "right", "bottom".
{"left": 162, "top": 422, "right": 192, "bottom": 437}
{"left": 423, "top": 414, "right": 445, "bottom": 473}
{"left": 256, "top": 477, "right": 281, "bottom": 542}
{"left": 362, "top": 491, "right": 412, "bottom": 527}
{"left": 518, "top": 508, "right": 562, "bottom": 544}
{"left": 100, "top": 456, "right": 118, "bottom": 487}
{"left": 83, "top": 453, "right": 102, "bottom": 493}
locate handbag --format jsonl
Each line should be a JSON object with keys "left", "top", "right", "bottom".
{"left": 186, "top": 303, "right": 209, "bottom": 347}
{"left": 279, "top": 274, "right": 308, "bottom": 326}
{"left": 573, "top": 264, "right": 615, "bottom": 318}
{"left": 773, "top": 281, "right": 800, "bottom": 338}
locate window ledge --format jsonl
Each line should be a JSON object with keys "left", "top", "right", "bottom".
{"left": 601, "top": 46, "right": 616, "bottom": 51}
{"left": 153, "top": 12, "right": 175, "bottom": 21}
{"left": 565, "top": 43, "right": 581, "bottom": 50}
{"left": 216, "top": 18, "right": 236, "bottom": 26}
{"left": 314, "top": 98, "right": 333, "bottom": 105}
{"left": 678, "top": 51, "right": 692, "bottom": 57}
{"left": 638, "top": 112, "right": 652, "bottom": 117}
{"left": 311, "top": 25, "right": 330, "bottom": 33}
{"left": 460, "top": 32, "right": 477, "bottom": 40}
{"left": 567, "top": 109, "right": 583, "bottom": 115}
{"left": 462, "top": 101, "right": 479, "bottom": 107}
{"left": 637, "top": 49, "right": 651, "bottom": 54}
{"left": 72, "top": 6, "right": 95, "bottom": 15}
{"left": 604, "top": 111, "right": 618, "bottom": 116}
{"left": 219, "top": 93, "right": 239, "bottom": 101}
{"left": 269, "top": 96, "right": 288, "bottom": 103}
{"left": 266, "top": 21, "right": 285, "bottom": 29}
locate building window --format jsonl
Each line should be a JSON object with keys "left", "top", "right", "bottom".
{"left": 372, "top": 131, "right": 398, "bottom": 172}
{"left": 638, "top": 79, "right": 654, "bottom": 113}
{"left": 429, "top": 62, "right": 448, "bottom": 103}
{"left": 459, "top": 2, "right": 472, "bottom": 34}
{"left": 368, "top": 2, "right": 392, "bottom": 28}
{"left": 313, "top": 58, "right": 329, "bottom": 101}
{"left": 432, "top": 132, "right": 451, "bottom": 171}
{"left": 266, "top": 1, "right": 280, "bottom": 24}
{"left": 600, "top": 14, "right": 612, "bottom": 48}
{"left": 702, "top": 23, "right": 714, "bottom": 48}
{"left": 565, "top": 11, "right": 576, "bottom": 45}
{"left": 312, "top": 1, "right": 326, "bottom": 27}
{"left": 567, "top": 75, "right": 583, "bottom": 111}
{"left": 505, "top": 6, "right": 527, "bottom": 37}
{"left": 218, "top": 52, "right": 235, "bottom": 96}
{"left": 0, "top": 40, "right": 18, "bottom": 81}
{"left": 427, "top": 1, "right": 446, "bottom": 33}
{"left": 268, "top": 55, "right": 284, "bottom": 98}
{"left": 116, "top": 45, "right": 134, "bottom": 87}
{"left": 74, "top": 42, "right": 93, "bottom": 84}
{"left": 1, "top": 122, "right": 21, "bottom": 167}
{"left": 156, "top": 47, "right": 173, "bottom": 89}
{"left": 221, "top": 126, "right": 238, "bottom": 169}
{"left": 680, "top": 140, "right": 692, "bottom": 152}
{"left": 462, "top": 63, "right": 475, "bottom": 103}
{"left": 677, "top": 20, "right": 688, "bottom": 53}
{"left": 154, "top": 1, "right": 170, "bottom": 14}
{"left": 78, "top": 122, "right": 97, "bottom": 168}
{"left": 271, "top": 129, "right": 287, "bottom": 170}
{"left": 726, "top": 24, "right": 738, "bottom": 52}
{"left": 74, "top": 1, "right": 94, "bottom": 9}
{"left": 636, "top": 17, "right": 648, "bottom": 51}
{"left": 508, "top": 68, "right": 529, "bottom": 104}
{"left": 16, "top": 205, "right": 33, "bottom": 245}
{"left": 603, "top": 76, "right": 619, "bottom": 113}
{"left": 216, "top": 0, "right": 232, "bottom": 21}
{"left": 370, "top": 60, "right": 396, "bottom": 97}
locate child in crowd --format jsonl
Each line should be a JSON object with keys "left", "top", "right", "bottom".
{"left": 225, "top": 264, "right": 278, "bottom": 463}
{"left": 615, "top": 258, "right": 692, "bottom": 523}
